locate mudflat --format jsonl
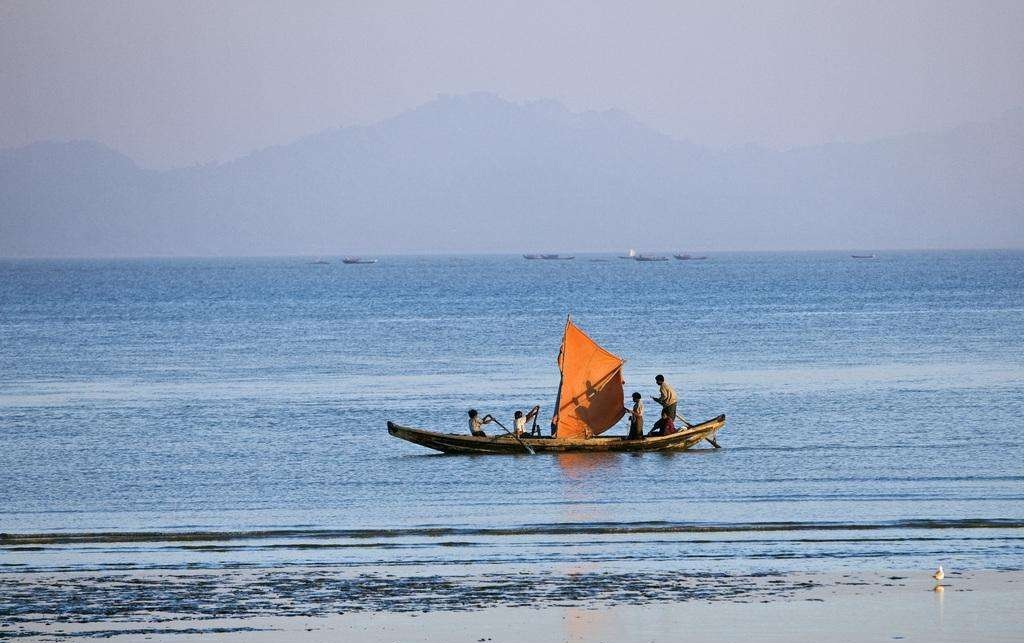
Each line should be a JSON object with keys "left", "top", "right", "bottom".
{"left": 2, "top": 569, "right": 1020, "bottom": 641}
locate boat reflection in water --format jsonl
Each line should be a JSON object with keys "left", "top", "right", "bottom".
{"left": 554, "top": 451, "right": 622, "bottom": 476}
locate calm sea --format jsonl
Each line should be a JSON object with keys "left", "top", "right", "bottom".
{"left": 1, "top": 251, "right": 1022, "bottom": 576}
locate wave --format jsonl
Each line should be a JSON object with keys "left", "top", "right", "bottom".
{"left": 3, "top": 518, "right": 1022, "bottom": 546}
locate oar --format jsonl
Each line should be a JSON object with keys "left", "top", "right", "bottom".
{"left": 676, "top": 414, "right": 721, "bottom": 448}
{"left": 490, "top": 418, "right": 536, "bottom": 455}
{"left": 679, "top": 417, "right": 720, "bottom": 446}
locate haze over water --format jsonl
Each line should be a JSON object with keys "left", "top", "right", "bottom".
{"left": 1, "top": 251, "right": 1022, "bottom": 576}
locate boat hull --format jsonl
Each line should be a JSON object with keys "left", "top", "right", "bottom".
{"left": 386, "top": 415, "right": 725, "bottom": 454}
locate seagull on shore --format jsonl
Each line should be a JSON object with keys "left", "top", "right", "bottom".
{"left": 933, "top": 565, "right": 945, "bottom": 581}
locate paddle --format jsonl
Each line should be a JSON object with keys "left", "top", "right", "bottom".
{"left": 489, "top": 417, "right": 536, "bottom": 455}
{"left": 675, "top": 414, "right": 721, "bottom": 448}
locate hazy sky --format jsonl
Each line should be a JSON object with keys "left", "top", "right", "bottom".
{"left": 2, "top": 0, "right": 1023, "bottom": 168}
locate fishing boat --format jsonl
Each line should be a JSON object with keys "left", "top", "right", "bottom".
{"left": 524, "top": 254, "right": 576, "bottom": 260}
{"left": 387, "top": 415, "right": 725, "bottom": 454}
{"left": 634, "top": 254, "right": 669, "bottom": 262}
{"left": 342, "top": 257, "right": 378, "bottom": 264}
{"left": 673, "top": 253, "right": 708, "bottom": 261}
{"left": 619, "top": 248, "right": 637, "bottom": 259}
{"left": 851, "top": 254, "right": 876, "bottom": 259}
{"left": 387, "top": 318, "right": 726, "bottom": 454}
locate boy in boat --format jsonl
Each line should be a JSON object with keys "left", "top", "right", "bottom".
{"left": 651, "top": 374, "right": 681, "bottom": 424}
{"left": 648, "top": 408, "right": 677, "bottom": 436}
{"left": 626, "top": 392, "right": 644, "bottom": 439}
{"left": 467, "top": 409, "right": 493, "bottom": 437}
{"left": 513, "top": 405, "right": 541, "bottom": 437}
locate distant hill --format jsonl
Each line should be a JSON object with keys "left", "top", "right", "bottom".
{"left": 1, "top": 94, "right": 1022, "bottom": 257}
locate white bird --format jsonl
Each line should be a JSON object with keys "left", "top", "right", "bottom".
{"left": 933, "top": 565, "right": 945, "bottom": 581}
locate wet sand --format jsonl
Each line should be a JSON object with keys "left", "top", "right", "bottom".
{"left": 2, "top": 569, "right": 1020, "bottom": 641}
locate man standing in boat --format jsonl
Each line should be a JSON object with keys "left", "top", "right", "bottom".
{"left": 626, "top": 392, "right": 644, "bottom": 439}
{"left": 651, "top": 374, "right": 680, "bottom": 424}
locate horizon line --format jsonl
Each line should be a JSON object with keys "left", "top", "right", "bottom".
{"left": 2, "top": 247, "right": 1022, "bottom": 262}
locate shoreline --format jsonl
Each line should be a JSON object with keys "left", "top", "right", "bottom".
{"left": 2, "top": 568, "right": 1021, "bottom": 641}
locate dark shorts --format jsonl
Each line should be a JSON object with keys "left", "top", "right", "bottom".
{"left": 663, "top": 402, "right": 677, "bottom": 419}
{"left": 471, "top": 431, "right": 486, "bottom": 437}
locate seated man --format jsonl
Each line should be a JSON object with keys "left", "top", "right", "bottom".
{"left": 467, "top": 409, "right": 493, "bottom": 437}
{"left": 647, "top": 408, "right": 677, "bottom": 437}
{"left": 513, "top": 405, "right": 541, "bottom": 437}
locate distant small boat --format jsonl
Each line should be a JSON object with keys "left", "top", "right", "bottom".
{"left": 525, "top": 254, "right": 575, "bottom": 260}
{"left": 673, "top": 253, "right": 708, "bottom": 261}
{"left": 851, "top": 254, "right": 876, "bottom": 259}
{"left": 635, "top": 254, "right": 669, "bottom": 262}
{"left": 342, "top": 257, "right": 378, "bottom": 264}
{"left": 619, "top": 248, "right": 637, "bottom": 259}
{"left": 309, "top": 260, "right": 330, "bottom": 265}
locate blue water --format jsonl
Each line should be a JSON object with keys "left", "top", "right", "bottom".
{"left": 1, "top": 251, "right": 1022, "bottom": 575}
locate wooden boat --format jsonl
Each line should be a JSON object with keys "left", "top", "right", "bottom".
{"left": 635, "top": 254, "right": 669, "bottom": 262}
{"left": 342, "top": 257, "right": 378, "bottom": 264}
{"left": 619, "top": 248, "right": 637, "bottom": 259}
{"left": 674, "top": 253, "right": 708, "bottom": 260}
{"left": 851, "top": 254, "right": 875, "bottom": 259}
{"left": 387, "top": 317, "right": 726, "bottom": 454}
{"left": 524, "top": 254, "right": 576, "bottom": 260}
{"left": 387, "top": 415, "right": 724, "bottom": 454}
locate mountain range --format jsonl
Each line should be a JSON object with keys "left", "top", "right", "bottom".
{"left": 1, "top": 93, "right": 1022, "bottom": 257}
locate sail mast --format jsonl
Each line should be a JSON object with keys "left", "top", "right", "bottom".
{"left": 550, "top": 314, "right": 570, "bottom": 436}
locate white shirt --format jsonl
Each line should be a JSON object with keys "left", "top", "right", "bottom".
{"left": 514, "top": 416, "right": 528, "bottom": 435}
{"left": 469, "top": 416, "right": 486, "bottom": 434}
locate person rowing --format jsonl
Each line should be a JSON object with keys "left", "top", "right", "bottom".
{"left": 467, "top": 409, "right": 494, "bottom": 437}
{"left": 513, "top": 405, "right": 541, "bottom": 437}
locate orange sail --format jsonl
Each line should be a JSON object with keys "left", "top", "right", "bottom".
{"left": 551, "top": 318, "right": 626, "bottom": 439}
